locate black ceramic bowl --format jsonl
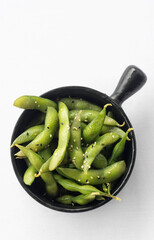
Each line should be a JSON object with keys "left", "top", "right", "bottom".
{"left": 11, "top": 65, "right": 147, "bottom": 212}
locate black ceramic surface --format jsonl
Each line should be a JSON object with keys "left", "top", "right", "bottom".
{"left": 11, "top": 65, "right": 147, "bottom": 212}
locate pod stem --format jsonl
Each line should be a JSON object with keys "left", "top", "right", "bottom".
{"left": 34, "top": 171, "right": 41, "bottom": 178}
{"left": 117, "top": 121, "right": 125, "bottom": 127}
{"left": 104, "top": 103, "right": 112, "bottom": 109}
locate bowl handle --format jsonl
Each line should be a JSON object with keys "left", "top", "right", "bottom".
{"left": 110, "top": 65, "right": 147, "bottom": 106}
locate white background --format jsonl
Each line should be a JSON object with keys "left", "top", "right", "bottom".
{"left": 0, "top": 1, "right": 154, "bottom": 240}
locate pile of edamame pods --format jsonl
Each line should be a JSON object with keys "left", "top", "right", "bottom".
{"left": 11, "top": 95, "right": 133, "bottom": 206}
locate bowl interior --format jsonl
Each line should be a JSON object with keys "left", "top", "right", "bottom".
{"left": 11, "top": 86, "right": 136, "bottom": 212}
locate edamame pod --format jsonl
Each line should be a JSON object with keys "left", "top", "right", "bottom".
{"left": 15, "top": 106, "right": 58, "bottom": 157}
{"left": 101, "top": 126, "right": 130, "bottom": 140}
{"left": 82, "top": 147, "right": 108, "bottom": 169}
{"left": 108, "top": 128, "right": 133, "bottom": 165}
{"left": 56, "top": 193, "right": 96, "bottom": 205}
{"left": 49, "top": 102, "right": 70, "bottom": 171}
{"left": 16, "top": 144, "right": 58, "bottom": 197}
{"left": 11, "top": 125, "right": 44, "bottom": 147}
{"left": 69, "top": 111, "right": 84, "bottom": 169}
{"left": 92, "top": 153, "right": 107, "bottom": 169}
{"left": 23, "top": 165, "right": 37, "bottom": 186}
{"left": 13, "top": 95, "right": 57, "bottom": 112}
{"left": 83, "top": 132, "right": 120, "bottom": 173}
{"left": 83, "top": 104, "right": 112, "bottom": 142}
{"left": 61, "top": 98, "right": 101, "bottom": 111}
{"left": 69, "top": 110, "right": 124, "bottom": 127}
{"left": 24, "top": 148, "right": 50, "bottom": 186}
{"left": 57, "top": 160, "right": 126, "bottom": 185}
{"left": 54, "top": 174, "right": 121, "bottom": 201}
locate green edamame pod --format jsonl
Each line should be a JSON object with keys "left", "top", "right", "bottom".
{"left": 54, "top": 174, "right": 120, "bottom": 201}
{"left": 15, "top": 106, "right": 58, "bottom": 158}
{"left": 57, "top": 160, "right": 126, "bottom": 186}
{"left": 38, "top": 146, "right": 53, "bottom": 161}
{"left": 70, "top": 110, "right": 98, "bottom": 122}
{"left": 61, "top": 98, "right": 101, "bottom": 111}
{"left": 48, "top": 102, "right": 70, "bottom": 171}
{"left": 71, "top": 193, "right": 96, "bottom": 205}
{"left": 13, "top": 95, "right": 57, "bottom": 112}
{"left": 15, "top": 144, "right": 58, "bottom": 197}
{"left": 56, "top": 195, "right": 73, "bottom": 205}
{"left": 24, "top": 148, "right": 50, "bottom": 186}
{"left": 108, "top": 128, "right": 133, "bottom": 165}
{"left": 11, "top": 125, "right": 44, "bottom": 147}
{"left": 69, "top": 111, "right": 84, "bottom": 169}
{"left": 56, "top": 193, "right": 96, "bottom": 205}
{"left": 101, "top": 126, "right": 130, "bottom": 140}
{"left": 82, "top": 147, "right": 108, "bottom": 169}
{"left": 92, "top": 153, "right": 107, "bottom": 169}
{"left": 69, "top": 110, "right": 124, "bottom": 126}
{"left": 23, "top": 165, "right": 37, "bottom": 186}
{"left": 83, "top": 133, "right": 120, "bottom": 173}
{"left": 83, "top": 104, "right": 112, "bottom": 142}
{"left": 54, "top": 174, "right": 102, "bottom": 195}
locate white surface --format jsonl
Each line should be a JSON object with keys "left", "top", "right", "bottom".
{"left": 0, "top": 1, "right": 154, "bottom": 240}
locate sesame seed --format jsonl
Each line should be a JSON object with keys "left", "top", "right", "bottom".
{"left": 50, "top": 134, "right": 52, "bottom": 138}
{"left": 35, "top": 101, "right": 37, "bottom": 104}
